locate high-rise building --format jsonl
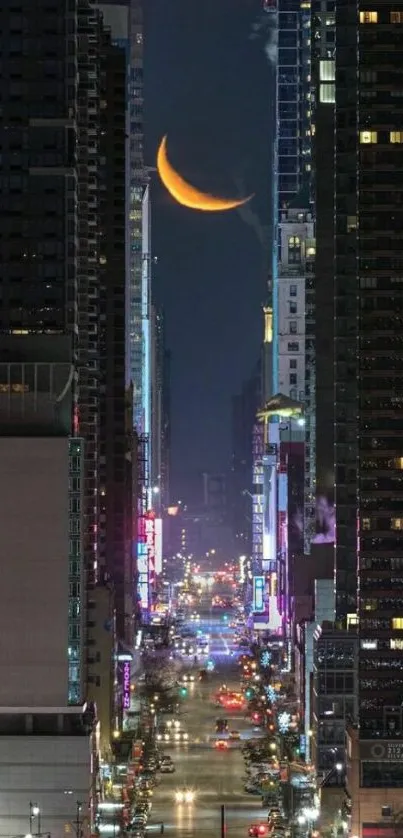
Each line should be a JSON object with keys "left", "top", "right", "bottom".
{"left": 150, "top": 305, "right": 170, "bottom": 506}
{"left": 308, "top": 0, "right": 403, "bottom": 827}
{"left": 0, "top": 0, "right": 106, "bottom": 829}
{"left": 334, "top": 0, "right": 403, "bottom": 807}
{"left": 98, "top": 25, "right": 134, "bottom": 648}
{"left": 230, "top": 361, "right": 262, "bottom": 553}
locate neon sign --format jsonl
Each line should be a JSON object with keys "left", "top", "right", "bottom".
{"left": 123, "top": 661, "right": 131, "bottom": 710}
{"left": 252, "top": 576, "right": 265, "bottom": 613}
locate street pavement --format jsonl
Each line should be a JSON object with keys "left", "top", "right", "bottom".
{"left": 149, "top": 619, "right": 263, "bottom": 838}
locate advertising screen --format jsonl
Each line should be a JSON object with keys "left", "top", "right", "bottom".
{"left": 311, "top": 491, "right": 335, "bottom": 544}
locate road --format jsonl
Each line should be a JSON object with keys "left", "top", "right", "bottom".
{"left": 149, "top": 619, "right": 262, "bottom": 838}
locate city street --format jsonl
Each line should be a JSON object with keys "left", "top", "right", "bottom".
{"left": 149, "top": 620, "right": 262, "bottom": 838}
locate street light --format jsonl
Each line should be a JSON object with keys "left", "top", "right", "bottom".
{"left": 29, "top": 803, "right": 41, "bottom": 837}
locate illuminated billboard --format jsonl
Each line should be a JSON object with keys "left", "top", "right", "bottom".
{"left": 144, "top": 511, "right": 156, "bottom": 586}
{"left": 312, "top": 492, "right": 335, "bottom": 544}
{"left": 155, "top": 518, "right": 162, "bottom": 575}
{"left": 252, "top": 576, "right": 265, "bottom": 613}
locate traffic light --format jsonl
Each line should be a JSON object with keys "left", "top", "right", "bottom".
{"left": 245, "top": 687, "right": 255, "bottom": 700}
{"left": 179, "top": 686, "right": 188, "bottom": 697}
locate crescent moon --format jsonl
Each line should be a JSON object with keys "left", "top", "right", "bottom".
{"left": 157, "top": 135, "right": 253, "bottom": 212}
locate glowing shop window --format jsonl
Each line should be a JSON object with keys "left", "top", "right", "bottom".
{"left": 360, "top": 131, "right": 377, "bottom": 144}
{"left": 362, "top": 518, "right": 370, "bottom": 530}
{"left": 392, "top": 618, "right": 403, "bottom": 629}
{"left": 391, "top": 11, "right": 403, "bottom": 22}
{"left": 391, "top": 639, "right": 403, "bottom": 649}
{"left": 360, "top": 11, "right": 378, "bottom": 22}
{"left": 390, "top": 131, "right": 403, "bottom": 143}
{"left": 395, "top": 457, "right": 403, "bottom": 469}
{"left": 391, "top": 518, "right": 403, "bottom": 530}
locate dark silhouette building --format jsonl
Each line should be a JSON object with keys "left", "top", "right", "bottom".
{"left": 230, "top": 361, "right": 262, "bottom": 553}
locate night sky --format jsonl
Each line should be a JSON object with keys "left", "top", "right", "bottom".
{"left": 144, "top": 0, "right": 273, "bottom": 501}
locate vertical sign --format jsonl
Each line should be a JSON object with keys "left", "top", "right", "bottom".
{"left": 155, "top": 518, "right": 163, "bottom": 575}
{"left": 252, "top": 576, "right": 265, "bottom": 613}
{"left": 123, "top": 661, "right": 131, "bottom": 710}
{"left": 145, "top": 511, "right": 156, "bottom": 587}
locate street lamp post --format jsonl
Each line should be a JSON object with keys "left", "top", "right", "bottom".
{"left": 29, "top": 804, "right": 40, "bottom": 837}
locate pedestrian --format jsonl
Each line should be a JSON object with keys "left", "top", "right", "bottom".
{"left": 161, "top": 824, "right": 164, "bottom": 834}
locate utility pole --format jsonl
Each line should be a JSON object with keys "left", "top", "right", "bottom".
{"left": 220, "top": 804, "right": 226, "bottom": 838}
{"left": 75, "top": 802, "right": 82, "bottom": 838}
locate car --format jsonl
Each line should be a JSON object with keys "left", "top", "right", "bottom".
{"left": 160, "top": 760, "right": 175, "bottom": 773}
{"left": 249, "top": 825, "right": 268, "bottom": 837}
{"left": 181, "top": 673, "right": 195, "bottom": 683}
{"left": 216, "top": 718, "right": 229, "bottom": 733}
{"left": 214, "top": 739, "right": 229, "bottom": 750}
{"left": 229, "top": 730, "right": 241, "bottom": 740}
{"left": 175, "top": 789, "right": 196, "bottom": 804}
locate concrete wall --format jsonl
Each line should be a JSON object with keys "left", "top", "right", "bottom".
{"left": 0, "top": 438, "right": 69, "bottom": 705}
{"left": 0, "top": 735, "right": 91, "bottom": 838}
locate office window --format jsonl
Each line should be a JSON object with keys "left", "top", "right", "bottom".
{"left": 288, "top": 236, "right": 301, "bottom": 264}
{"left": 390, "top": 131, "right": 403, "bottom": 143}
{"left": 290, "top": 284, "right": 297, "bottom": 297}
{"left": 391, "top": 11, "right": 403, "bottom": 22}
{"left": 319, "top": 59, "right": 335, "bottom": 81}
{"left": 290, "top": 359, "right": 297, "bottom": 369}
{"left": 320, "top": 83, "right": 335, "bottom": 104}
{"left": 360, "top": 11, "right": 378, "bottom": 23}
{"left": 392, "top": 518, "right": 403, "bottom": 530}
{"left": 289, "top": 374, "right": 297, "bottom": 386}
{"left": 360, "top": 131, "right": 378, "bottom": 144}
{"left": 392, "top": 618, "right": 403, "bottom": 629}
{"left": 362, "top": 518, "right": 370, "bottom": 530}
{"left": 288, "top": 341, "right": 299, "bottom": 352}
{"left": 290, "top": 301, "right": 297, "bottom": 314}
{"left": 289, "top": 321, "right": 297, "bottom": 334}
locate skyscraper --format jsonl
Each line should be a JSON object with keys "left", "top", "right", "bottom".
{"left": 0, "top": 0, "right": 106, "bottom": 830}
{"left": 309, "top": 0, "right": 403, "bottom": 825}
{"left": 98, "top": 25, "right": 134, "bottom": 648}
{"left": 335, "top": 0, "right": 403, "bottom": 733}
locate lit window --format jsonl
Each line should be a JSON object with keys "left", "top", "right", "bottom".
{"left": 391, "top": 11, "right": 403, "bottom": 22}
{"left": 360, "top": 11, "right": 378, "bottom": 23}
{"left": 362, "top": 518, "right": 371, "bottom": 530}
{"left": 394, "top": 457, "right": 403, "bottom": 469}
{"left": 361, "top": 639, "right": 378, "bottom": 650}
{"left": 319, "top": 59, "right": 335, "bottom": 82}
{"left": 392, "top": 618, "right": 403, "bottom": 629}
{"left": 360, "top": 131, "right": 378, "bottom": 144}
{"left": 391, "top": 639, "right": 403, "bottom": 649}
{"left": 391, "top": 518, "right": 403, "bottom": 530}
{"left": 390, "top": 131, "right": 403, "bottom": 143}
{"left": 320, "top": 83, "right": 335, "bottom": 104}
{"left": 347, "top": 216, "right": 357, "bottom": 233}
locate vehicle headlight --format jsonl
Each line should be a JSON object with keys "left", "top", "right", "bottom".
{"left": 167, "top": 720, "right": 172, "bottom": 728}
{"left": 164, "top": 734, "right": 170, "bottom": 741}
{"left": 183, "top": 732, "right": 189, "bottom": 740}
{"left": 157, "top": 734, "right": 162, "bottom": 741}
{"left": 175, "top": 791, "right": 184, "bottom": 803}
{"left": 185, "top": 791, "right": 195, "bottom": 803}
{"left": 175, "top": 733, "right": 180, "bottom": 741}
